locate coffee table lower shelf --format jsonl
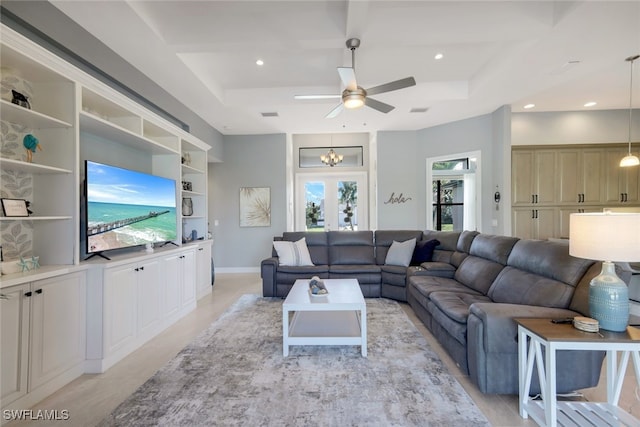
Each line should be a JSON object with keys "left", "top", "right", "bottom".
{"left": 284, "top": 310, "right": 365, "bottom": 354}
{"left": 521, "top": 400, "right": 639, "bottom": 427}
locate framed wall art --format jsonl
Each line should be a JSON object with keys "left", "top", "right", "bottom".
{"left": 239, "top": 187, "right": 271, "bottom": 227}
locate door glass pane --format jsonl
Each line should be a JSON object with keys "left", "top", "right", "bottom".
{"left": 338, "top": 181, "right": 357, "bottom": 230}
{"left": 305, "top": 182, "right": 324, "bottom": 231}
{"left": 432, "top": 179, "right": 464, "bottom": 231}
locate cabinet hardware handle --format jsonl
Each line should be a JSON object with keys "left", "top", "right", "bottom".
{"left": 199, "top": 248, "right": 203, "bottom": 251}
{"left": 624, "top": 193, "right": 628, "bottom": 202}
{"left": 134, "top": 268, "right": 139, "bottom": 271}
{"left": 532, "top": 195, "right": 535, "bottom": 204}
{"left": 35, "top": 289, "right": 42, "bottom": 294}
{"left": 25, "top": 291, "right": 32, "bottom": 297}
{"left": 535, "top": 210, "right": 539, "bottom": 219}
{"left": 140, "top": 266, "right": 144, "bottom": 270}
{"left": 535, "top": 194, "right": 538, "bottom": 204}
{"left": 0, "top": 293, "right": 9, "bottom": 300}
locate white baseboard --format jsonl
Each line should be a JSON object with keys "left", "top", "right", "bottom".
{"left": 215, "top": 267, "right": 260, "bottom": 274}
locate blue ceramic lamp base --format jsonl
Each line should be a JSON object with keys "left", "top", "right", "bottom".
{"left": 589, "top": 261, "right": 629, "bottom": 332}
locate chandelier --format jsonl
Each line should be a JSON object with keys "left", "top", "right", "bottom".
{"left": 620, "top": 54, "right": 640, "bottom": 167}
{"left": 320, "top": 148, "right": 343, "bottom": 167}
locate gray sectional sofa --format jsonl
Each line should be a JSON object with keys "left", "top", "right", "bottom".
{"left": 261, "top": 229, "right": 625, "bottom": 395}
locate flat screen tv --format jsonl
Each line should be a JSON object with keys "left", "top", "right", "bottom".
{"left": 85, "top": 160, "right": 177, "bottom": 259}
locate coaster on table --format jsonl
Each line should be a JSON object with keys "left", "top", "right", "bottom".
{"left": 573, "top": 316, "right": 599, "bottom": 333}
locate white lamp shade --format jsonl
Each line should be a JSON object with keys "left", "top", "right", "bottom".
{"left": 569, "top": 213, "right": 640, "bottom": 262}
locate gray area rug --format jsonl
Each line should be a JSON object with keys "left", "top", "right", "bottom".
{"left": 99, "top": 294, "right": 490, "bottom": 426}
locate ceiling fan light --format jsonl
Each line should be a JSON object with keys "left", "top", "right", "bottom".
{"left": 343, "top": 94, "right": 364, "bottom": 109}
{"left": 620, "top": 154, "right": 640, "bottom": 167}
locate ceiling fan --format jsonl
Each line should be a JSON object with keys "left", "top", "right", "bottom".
{"left": 295, "top": 38, "right": 416, "bottom": 118}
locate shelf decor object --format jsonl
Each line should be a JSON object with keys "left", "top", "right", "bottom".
{"left": 620, "top": 54, "right": 640, "bottom": 167}
{"left": 1, "top": 198, "right": 30, "bottom": 217}
{"left": 569, "top": 212, "right": 640, "bottom": 331}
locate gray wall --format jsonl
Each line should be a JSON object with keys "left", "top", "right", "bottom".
{"left": 512, "top": 109, "right": 639, "bottom": 145}
{"left": 376, "top": 131, "right": 419, "bottom": 229}
{"left": 377, "top": 112, "right": 503, "bottom": 233}
{"left": 208, "top": 134, "right": 286, "bottom": 271}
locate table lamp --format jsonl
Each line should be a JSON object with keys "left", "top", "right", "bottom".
{"left": 569, "top": 212, "right": 640, "bottom": 332}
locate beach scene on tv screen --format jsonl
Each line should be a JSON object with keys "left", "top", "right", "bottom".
{"left": 87, "top": 162, "right": 177, "bottom": 253}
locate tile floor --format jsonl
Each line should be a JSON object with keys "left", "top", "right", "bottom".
{"left": 6, "top": 273, "right": 640, "bottom": 426}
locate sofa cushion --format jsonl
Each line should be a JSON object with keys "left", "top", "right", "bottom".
{"left": 411, "top": 239, "right": 439, "bottom": 266}
{"left": 428, "top": 301, "right": 468, "bottom": 347}
{"left": 409, "top": 275, "right": 483, "bottom": 299}
{"left": 418, "top": 261, "right": 456, "bottom": 278}
{"left": 374, "top": 230, "right": 423, "bottom": 264}
{"left": 488, "top": 266, "right": 574, "bottom": 308}
{"left": 273, "top": 238, "right": 313, "bottom": 266}
{"left": 469, "top": 234, "right": 519, "bottom": 265}
{"left": 328, "top": 231, "right": 375, "bottom": 265}
{"left": 385, "top": 238, "right": 416, "bottom": 267}
{"left": 430, "top": 291, "right": 492, "bottom": 323}
{"left": 454, "top": 256, "right": 505, "bottom": 295}
{"left": 507, "top": 239, "right": 594, "bottom": 287}
{"left": 281, "top": 232, "right": 329, "bottom": 265}
{"left": 422, "top": 230, "right": 460, "bottom": 251}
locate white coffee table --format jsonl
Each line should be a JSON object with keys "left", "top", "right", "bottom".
{"left": 282, "top": 278, "right": 367, "bottom": 357}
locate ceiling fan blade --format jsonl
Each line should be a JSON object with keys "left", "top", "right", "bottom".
{"left": 337, "top": 67, "right": 357, "bottom": 91}
{"left": 365, "top": 77, "right": 416, "bottom": 96}
{"left": 365, "top": 97, "right": 395, "bottom": 114}
{"left": 325, "top": 103, "right": 344, "bottom": 119}
{"left": 294, "top": 94, "right": 341, "bottom": 100}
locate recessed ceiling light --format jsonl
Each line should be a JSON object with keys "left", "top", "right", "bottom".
{"left": 584, "top": 101, "right": 597, "bottom": 107}
{"left": 256, "top": 59, "right": 264, "bottom": 66}
{"left": 434, "top": 53, "right": 444, "bottom": 60}
{"left": 524, "top": 104, "right": 535, "bottom": 109}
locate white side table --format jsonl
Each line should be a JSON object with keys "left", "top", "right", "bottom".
{"left": 517, "top": 318, "right": 640, "bottom": 427}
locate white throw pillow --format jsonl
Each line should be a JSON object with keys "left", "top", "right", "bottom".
{"left": 273, "top": 237, "right": 314, "bottom": 266}
{"left": 385, "top": 238, "right": 417, "bottom": 267}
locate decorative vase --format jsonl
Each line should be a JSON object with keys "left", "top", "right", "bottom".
{"left": 182, "top": 197, "right": 193, "bottom": 216}
{"left": 589, "top": 261, "right": 629, "bottom": 332}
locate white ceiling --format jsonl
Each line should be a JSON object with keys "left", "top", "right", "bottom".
{"left": 50, "top": 1, "right": 640, "bottom": 136}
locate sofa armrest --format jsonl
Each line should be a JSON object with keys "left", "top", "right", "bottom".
{"left": 469, "top": 302, "right": 580, "bottom": 353}
{"left": 261, "top": 257, "right": 279, "bottom": 297}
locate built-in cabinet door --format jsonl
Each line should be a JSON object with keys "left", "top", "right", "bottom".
{"left": 104, "top": 264, "right": 137, "bottom": 356}
{"left": 606, "top": 147, "right": 640, "bottom": 204}
{"left": 136, "top": 259, "right": 162, "bottom": 339}
{"left": 580, "top": 149, "right": 604, "bottom": 204}
{"left": 29, "top": 272, "right": 86, "bottom": 391}
{"left": 1, "top": 284, "right": 30, "bottom": 405}
{"left": 534, "top": 151, "right": 557, "bottom": 204}
{"left": 557, "top": 149, "right": 603, "bottom": 204}
{"left": 196, "top": 243, "right": 212, "bottom": 298}
{"left": 181, "top": 250, "right": 196, "bottom": 308}
{"left": 512, "top": 207, "right": 556, "bottom": 240}
{"left": 163, "top": 254, "right": 182, "bottom": 321}
{"left": 512, "top": 150, "right": 556, "bottom": 205}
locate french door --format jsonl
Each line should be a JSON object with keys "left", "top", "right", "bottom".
{"left": 295, "top": 172, "right": 368, "bottom": 231}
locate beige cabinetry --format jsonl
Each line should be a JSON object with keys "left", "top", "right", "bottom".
{"left": 512, "top": 207, "right": 556, "bottom": 240}
{"left": 512, "top": 144, "right": 640, "bottom": 239}
{"left": 512, "top": 150, "right": 556, "bottom": 205}
{"left": 605, "top": 147, "right": 640, "bottom": 204}
{"left": 557, "top": 148, "right": 604, "bottom": 204}
{"left": 0, "top": 272, "right": 86, "bottom": 410}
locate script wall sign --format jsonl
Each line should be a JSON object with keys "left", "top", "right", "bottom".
{"left": 384, "top": 192, "right": 413, "bottom": 205}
